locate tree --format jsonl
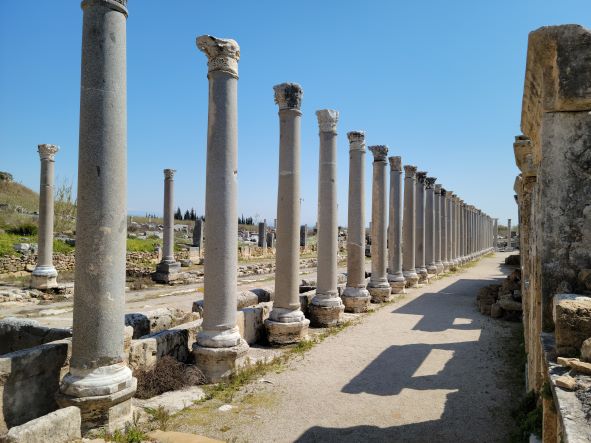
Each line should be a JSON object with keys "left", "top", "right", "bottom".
{"left": 190, "top": 208, "right": 196, "bottom": 221}
{"left": 174, "top": 207, "right": 182, "bottom": 220}
{"left": 183, "top": 210, "right": 190, "bottom": 220}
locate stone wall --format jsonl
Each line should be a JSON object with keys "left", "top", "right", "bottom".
{"left": 516, "top": 24, "right": 591, "bottom": 440}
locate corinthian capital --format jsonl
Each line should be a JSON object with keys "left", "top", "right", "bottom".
{"left": 388, "top": 156, "right": 402, "bottom": 171}
{"left": 38, "top": 144, "right": 59, "bottom": 161}
{"left": 164, "top": 169, "right": 176, "bottom": 180}
{"left": 273, "top": 83, "right": 303, "bottom": 111}
{"left": 316, "top": 109, "right": 339, "bottom": 133}
{"left": 347, "top": 131, "right": 365, "bottom": 152}
{"left": 416, "top": 171, "right": 427, "bottom": 184}
{"left": 425, "top": 177, "right": 437, "bottom": 189}
{"left": 434, "top": 184, "right": 442, "bottom": 194}
{"left": 404, "top": 165, "right": 417, "bottom": 177}
{"left": 369, "top": 145, "right": 388, "bottom": 161}
{"left": 196, "top": 35, "right": 240, "bottom": 78}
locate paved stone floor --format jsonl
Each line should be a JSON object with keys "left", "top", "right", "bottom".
{"left": 171, "top": 252, "right": 522, "bottom": 443}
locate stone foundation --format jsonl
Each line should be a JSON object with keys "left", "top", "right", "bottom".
{"left": 368, "top": 286, "right": 392, "bottom": 303}
{"left": 308, "top": 303, "right": 345, "bottom": 327}
{"left": 341, "top": 287, "right": 370, "bottom": 313}
{"left": 192, "top": 339, "right": 249, "bottom": 383}
{"left": 265, "top": 318, "right": 310, "bottom": 345}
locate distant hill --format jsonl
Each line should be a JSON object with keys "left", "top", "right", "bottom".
{"left": 0, "top": 173, "right": 38, "bottom": 213}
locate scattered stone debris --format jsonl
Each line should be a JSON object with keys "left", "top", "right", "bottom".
{"left": 555, "top": 375, "right": 577, "bottom": 391}
{"left": 476, "top": 268, "right": 522, "bottom": 320}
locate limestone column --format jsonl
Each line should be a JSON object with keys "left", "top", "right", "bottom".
{"left": 367, "top": 145, "right": 391, "bottom": 302}
{"left": 265, "top": 83, "right": 309, "bottom": 344}
{"left": 192, "top": 35, "right": 248, "bottom": 381}
{"left": 459, "top": 200, "right": 466, "bottom": 264}
{"left": 342, "top": 132, "right": 371, "bottom": 312}
{"left": 493, "top": 218, "right": 498, "bottom": 250}
{"left": 506, "top": 218, "right": 513, "bottom": 251}
{"left": 58, "top": 0, "right": 135, "bottom": 432}
{"left": 425, "top": 177, "right": 437, "bottom": 276}
{"left": 434, "top": 185, "right": 444, "bottom": 274}
{"left": 154, "top": 169, "right": 181, "bottom": 283}
{"left": 402, "top": 165, "right": 419, "bottom": 287}
{"left": 31, "top": 144, "right": 59, "bottom": 290}
{"left": 415, "top": 171, "right": 428, "bottom": 283}
{"left": 451, "top": 195, "right": 459, "bottom": 267}
{"left": 310, "top": 109, "right": 345, "bottom": 325}
{"left": 193, "top": 218, "right": 204, "bottom": 248}
{"left": 447, "top": 192, "right": 455, "bottom": 267}
{"left": 258, "top": 221, "right": 267, "bottom": 251}
{"left": 440, "top": 188, "right": 450, "bottom": 270}
{"left": 387, "top": 156, "right": 405, "bottom": 293}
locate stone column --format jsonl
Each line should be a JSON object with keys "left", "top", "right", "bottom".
{"left": 506, "top": 218, "right": 513, "bottom": 251}
{"left": 425, "top": 177, "right": 437, "bottom": 276}
{"left": 434, "top": 185, "right": 444, "bottom": 274}
{"left": 265, "top": 83, "right": 309, "bottom": 344}
{"left": 258, "top": 221, "right": 267, "bottom": 250}
{"left": 493, "top": 218, "right": 498, "bottom": 250}
{"left": 31, "top": 144, "right": 59, "bottom": 290}
{"left": 451, "top": 194, "right": 459, "bottom": 267}
{"left": 57, "top": 0, "right": 135, "bottom": 432}
{"left": 440, "top": 188, "right": 450, "bottom": 270}
{"left": 193, "top": 218, "right": 204, "bottom": 250}
{"left": 387, "top": 156, "right": 405, "bottom": 293}
{"left": 447, "top": 192, "right": 455, "bottom": 267}
{"left": 459, "top": 200, "right": 466, "bottom": 264}
{"left": 192, "top": 35, "right": 248, "bottom": 381}
{"left": 342, "top": 132, "right": 371, "bottom": 312}
{"left": 310, "top": 109, "right": 345, "bottom": 325}
{"left": 154, "top": 169, "right": 181, "bottom": 283}
{"left": 300, "top": 225, "right": 308, "bottom": 248}
{"left": 415, "top": 171, "right": 428, "bottom": 283}
{"left": 367, "top": 145, "right": 391, "bottom": 302}
{"left": 402, "top": 165, "right": 419, "bottom": 287}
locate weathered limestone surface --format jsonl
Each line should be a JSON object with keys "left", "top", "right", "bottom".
{"left": 387, "top": 156, "right": 405, "bottom": 293}
{"left": 1, "top": 406, "right": 81, "bottom": 443}
{"left": 367, "top": 145, "right": 392, "bottom": 302}
{"left": 553, "top": 294, "right": 591, "bottom": 357}
{"left": 0, "top": 340, "right": 71, "bottom": 433}
{"left": 31, "top": 144, "right": 59, "bottom": 290}
{"left": 342, "top": 131, "right": 371, "bottom": 312}
{"left": 310, "top": 109, "right": 345, "bottom": 325}
{"left": 0, "top": 317, "right": 71, "bottom": 355}
{"left": 192, "top": 35, "right": 248, "bottom": 381}
{"left": 265, "top": 82, "right": 309, "bottom": 344}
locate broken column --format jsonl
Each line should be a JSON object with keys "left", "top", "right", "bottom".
{"left": 367, "top": 145, "right": 392, "bottom": 302}
{"left": 192, "top": 218, "right": 204, "bottom": 253}
{"left": 425, "top": 177, "right": 438, "bottom": 276}
{"left": 154, "top": 169, "right": 181, "bottom": 283}
{"left": 434, "top": 184, "right": 444, "bottom": 274}
{"left": 387, "top": 156, "right": 406, "bottom": 293}
{"left": 265, "top": 83, "right": 309, "bottom": 344}
{"left": 192, "top": 35, "right": 248, "bottom": 381}
{"left": 57, "top": 0, "right": 135, "bottom": 432}
{"left": 402, "top": 165, "right": 419, "bottom": 287}
{"left": 31, "top": 144, "right": 59, "bottom": 290}
{"left": 310, "top": 109, "right": 345, "bottom": 325}
{"left": 342, "top": 131, "right": 371, "bottom": 312}
{"left": 415, "top": 171, "right": 428, "bottom": 283}
{"left": 258, "top": 220, "right": 267, "bottom": 251}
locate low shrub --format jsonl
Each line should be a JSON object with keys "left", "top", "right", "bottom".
{"left": 7, "top": 223, "right": 37, "bottom": 236}
{"left": 134, "top": 356, "right": 206, "bottom": 399}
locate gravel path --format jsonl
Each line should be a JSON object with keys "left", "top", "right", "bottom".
{"left": 176, "top": 252, "right": 522, "bottom": 443}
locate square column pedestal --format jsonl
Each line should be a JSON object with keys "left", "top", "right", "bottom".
{"left": 153, "top": 261, "right": 181, "bottom": 283}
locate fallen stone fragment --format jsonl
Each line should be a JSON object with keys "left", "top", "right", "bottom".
{"left": 555, "top": 375, "right": 577, "bottom": 390}
{"left": 570, "top": 359, "right": 591, "bottom": 375}
{"left": 581, "top": 337, "right": 591, "bottom": 363}
{"left": 218, "top": 404, "right": 233, "bottom": 412}
{"left": 557, "top": 356, "right": 578, "bottom": 367}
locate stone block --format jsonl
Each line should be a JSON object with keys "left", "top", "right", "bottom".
{"left": 125, "top": 307, "right": 186, "bottom": 339}
{"left": 192, "top": 339, "right": 248, "bottom": 383}
{"left": 553, "top": 294, "right": 591, "bottom": 356}
{"left": 0, "top": 340, "right": 71, "bottom": 433}
{"left": 0, "top": 317, "right": 71, "bottom": 355}
{"left": 490, "top": 302, "right": 503, "bottom": 318}
{"left": 1, "top": 406, "right": 81, "bottom": 443}
{"left": 235, "top": 302, "right": 271, "bottom": 345}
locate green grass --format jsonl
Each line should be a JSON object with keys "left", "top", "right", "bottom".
{"left": 126, "top": 237, "right": 161, "bottom": 252}
{"left": 0, "top": 231, "right": 75, "bottom": 256}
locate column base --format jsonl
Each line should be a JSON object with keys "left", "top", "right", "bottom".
{"left": 426, "top": 263, "right": 438, "bottom": 276}
{"left": 153, "top": 261, "right": 181, "bottom": 283}
{"left": 265, "top": 317, "right": 310, "bottom": 345}
{"left": 341, "top": 287, "right": 371, "bottom": 313}
{"left": 416, "top": 267, "right": 429, "bottom": 283}
{"left": 403, "top": 270, "right": 419, "bottom": 288}
{"left": 31, "top": 265, "right": 58, "bottom": 290}
{"left": 442, "top": 261, "right": 451, "bottom": 272}
{"left": 435, "top": 261, "right": 444, "bottom": 275}
{"left": 368, "top": 285, "right": 393, "bottom": 303}
{"left": 57, "top": 365, "right": 136, "bottom": 434}
{"left": 309, "top": 300, "right": 345, "bottom": 327}
{"left": 388, "top": 274, "right": 406, "bottom": 294}
{"left": 192, "top": 339, "right": 249, "bottom": 383}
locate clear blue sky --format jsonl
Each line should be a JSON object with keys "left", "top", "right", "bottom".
{"left": 1, "top": 1, "right": 589, "bottom": 227}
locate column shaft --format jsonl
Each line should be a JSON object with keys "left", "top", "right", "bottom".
{"left": 402, "top": 165, "right": 419, "bottom": 286}
{"left": 434, "top": 185, "right": 443, "bottom": 273}
{"left": 415, "top": 172, "right": 428, "bottom": 282}
{"left": 425, "top": 177, "right": 437, "bottom": 274}
{"left": 387, "top": 156, "right": 405, "bottom": 292}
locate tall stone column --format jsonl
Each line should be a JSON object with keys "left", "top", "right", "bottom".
{"left": 265, "top": 83, "right": 309, "bottom": 344}
{"left": 57, "top": 0, "right": 135, "bottom": 432}
{"left": 310, "top": 109, "right": 345, "bottom": 325}
{"left": 402, "top": 165, "right": 419, "bottom": 287}
{"left": 506, "top": 218, "right": 513, "bottom": 251}
{"left": 415, "top": 171, "right": 428, "bottom": 283}
{"left": 451, "top": 195, "right": 459, "bottom": 267}
{"left": 154, "top": 169, "right": 181, "bottom": 283}
{"left": 440, "top": 188, "right": 450, "bottom": 270}
{"left": 434, "top": 185, "right": 444, "bottom": 274}
{"left": 31, "top": 144, "right": 59, "bottom": 290}
{"left": 387, "top": 156, "right": 405, "bottom": 293}
{"left": 367, "top": 145, "right": 391, "bottom": 302}
{"left": 192, "top": 35, "right": 248, "bottom": 381}
{"left": 447, "top": 192, "right": 455, "bottom": 267}
{"left": 459, "top": 200, "right": 466, "bottom": 264}
{"left": 258, "top": 220, "right": 267, "bottom": 251}
{"left": 493, "top": 218, "right": 498, "bottom": 250}
{"left": 425, "top": 177, "right": 437, "bottom": 276}
{"left": 193, "top": 218, "right": 204, "bottom": 252}
{"left": 342, "top": 132, "right": 371, "bottom": 312}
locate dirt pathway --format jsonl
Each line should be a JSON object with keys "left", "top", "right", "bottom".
{"left": 173, "top": 252, "right": 522, "bottom": 443}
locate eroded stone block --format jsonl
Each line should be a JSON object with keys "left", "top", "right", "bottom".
{"left": 1, "top": 406, "right": 81, "bottom": 443}
{"left": 553, "top": 294, "right": 591, "bottom": 356}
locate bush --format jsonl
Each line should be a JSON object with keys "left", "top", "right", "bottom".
{"left": 134, "top": 356, "right": 205, "bottom": 399}
{"left": 7, "top": 223, "right": 37, "bottom": 236}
